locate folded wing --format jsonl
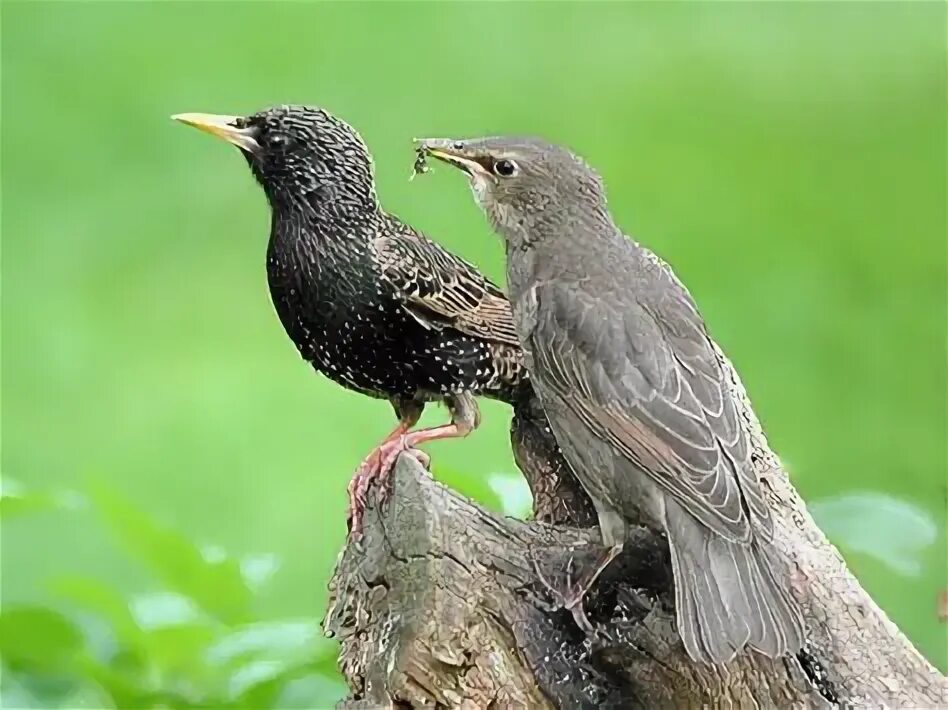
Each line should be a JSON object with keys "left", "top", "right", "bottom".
{"left": 530, "top": 278, "right": 772, "bottom": 542}
{"left": 374, "top": 231, "right": 520, "bottom": 347}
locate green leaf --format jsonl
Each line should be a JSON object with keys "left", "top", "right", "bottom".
{"left": 230, "top": 659, "right": 288, "bottom": 706}
{"left": 239, "top": 553, "right": 280, "bottom": 591}
{"left": 312, "top": 642, "right": 340, "bottom": 680}
{"left": 0, "top": 669, "right": 47, "bottom": 710}
{"left": 0, "top": 479, "right": 86, "bottom": 520}
{"left": 79, "top": 653, "right": 213, "bottom": 709}
{"left": 0, "top": 492, "right": 58, "bottom": 519}
{"left": 89, "top": 483, "right": 252, "bottom": 624}
{"left": 143, "top": 623, "right": 217, "bottom": 675}
{"left": 130, "top": 591, "right": 200, "bottom": 628}
{"left": 232, "top": 661, "right": 347, "bottom": 709}
{"left": 206, "top": 620, "right": 326, "bottom": 667}
{"left": 203, "top": 620, "right": 341, "bottom": 708}
{"left": 0, "top": 665, "right": 101, "bottom": 709}
{"left": 78, "top": 655, "right": 149, "bottom": 709}
{"left": 0, "top": 607, "right": 84, "bottom": 668}
{"left": 50, "top": 575, "right": 142, "bottom": 648}
{"left": 277, "top": 673, "right": 350, "bottom": 709}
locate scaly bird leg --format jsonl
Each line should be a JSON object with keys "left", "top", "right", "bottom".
{"left": 348, "top": 408, "right": 421, "bottom": 538}
{"left": 347, "top": 393, "right": 479, "bottom": 539}
{"left": 532, "top": 543, "right": 623, "bottom": 633}
{"left": 374, "top": 392, "right": 480, "bottom": 505}
{"left": 349, "top": 393, "right": 480, "bottom": 539}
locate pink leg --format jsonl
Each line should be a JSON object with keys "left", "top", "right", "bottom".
{"left": 347, "top": 418, "right": 415, "bottom": 538}
{"left": 348, "top": 394, "right": 479, "bottom": 540}
{"left": 378, "top": 423, "right": 461, "bottom": 470}
{"left": 347, "top": 423, "right": 470, "bottom": 539}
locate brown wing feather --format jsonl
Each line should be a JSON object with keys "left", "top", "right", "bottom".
{"left": 373, "top": 231, "right": 520, "bottom": 347}
{"left": 531, "top": 279, "right": 772, "bottom": 542}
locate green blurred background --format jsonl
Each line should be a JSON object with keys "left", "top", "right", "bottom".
{"left": 3, "top": 1, "right": 946, "bottom": 704}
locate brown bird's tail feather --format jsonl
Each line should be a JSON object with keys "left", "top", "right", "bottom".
{"left": 665, "top": 500, "right": 805, "bottom": 664}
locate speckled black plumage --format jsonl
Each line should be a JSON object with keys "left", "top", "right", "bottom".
{"left": 251, "top": 106, "right": 523, "bottom": 409}
{"left": 175, "top": 106, "right": 538, "bottom": 530}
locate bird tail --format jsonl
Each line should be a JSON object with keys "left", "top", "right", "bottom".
{"left": 665, "top": 500, "right": 805, "bottom": 664}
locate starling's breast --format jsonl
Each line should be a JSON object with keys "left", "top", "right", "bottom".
{"left": 265, "top": 228, "right": 509, "bottom": 401}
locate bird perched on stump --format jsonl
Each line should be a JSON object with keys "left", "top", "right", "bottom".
{"left": 420, "top": 136, "right": 805, "bottom": 664}
{"left": 172, "top": 106, "right": 529, "bottom": 536}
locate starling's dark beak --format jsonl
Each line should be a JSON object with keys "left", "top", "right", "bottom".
{"left": 416, "top": 139, "right": 486, "bottom": 178}
{"left": 172, "top": 113, "right": 261, "bottom": 154}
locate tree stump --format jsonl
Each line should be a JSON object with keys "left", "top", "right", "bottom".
{"left": 324, "top": 344, "right": 946, "bottom": 708}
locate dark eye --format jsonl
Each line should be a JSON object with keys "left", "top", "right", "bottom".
{"left": 266, "top": 132, "right": 292, "bottom": 149}
{"left": 493, "top": 159, "right": 518, "bottom": 177}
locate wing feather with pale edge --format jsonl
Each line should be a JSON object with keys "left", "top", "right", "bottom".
{"left": 530, "top": 280, "right": 772, "bottom": 542}
{"left": 373, "top": 231, "right": 520, "bottom": 347}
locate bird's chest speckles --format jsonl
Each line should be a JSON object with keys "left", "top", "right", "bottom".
{"left": 265, "top": 233, "right": 501, "bottom": 400}
{"left": 268, "top": 239, "right": 378, "bottom": 386}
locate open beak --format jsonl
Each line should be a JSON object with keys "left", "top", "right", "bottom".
{"left": 415, "top": 138, "right": 486, "bottom": 177}
{"left": 172, "top": 112, "right": 261, "bottom": 154}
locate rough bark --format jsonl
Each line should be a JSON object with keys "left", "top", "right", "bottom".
{"left": 324, "top": 348, "right": 946, "bottom": 708}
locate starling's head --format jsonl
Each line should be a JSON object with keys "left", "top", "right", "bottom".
{"left": 417, "top": 136, "right": 608, "bottom": 245}
{"left": 173, "top": 105, "right": 377, "bottom": 211}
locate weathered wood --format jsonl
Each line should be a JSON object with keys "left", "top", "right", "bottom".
{"left": 324, "top": 345, "right": 946, "bottom": 708}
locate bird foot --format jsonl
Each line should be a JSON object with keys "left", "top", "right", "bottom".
{"left": 347, "top": 438, "right": 431, "bottom": 540}
{"left": 374, "top": 439, "right": 430, "bottom": 507}
{"left": 531, "top": 548, "right": 595, "bottom": 633}
{"left": 529, "top": 544, "right": 622, "bottom": 636}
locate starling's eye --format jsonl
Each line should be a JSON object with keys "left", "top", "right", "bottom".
{"left": 266, "top": 132, "right": 292, "bottom": 149}
{"left": 492, "top": 159, "right": 518, "bottom": 177}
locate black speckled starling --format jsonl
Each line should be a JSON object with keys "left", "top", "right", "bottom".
{"left": 421, "top": 136, "right": 805, "bottom": 664}
{"left": 172, "top": 107, "right": 527, "bottom": 536}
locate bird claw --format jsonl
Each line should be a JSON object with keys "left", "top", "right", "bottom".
{"left": 346, "top": 453, "right": 380, "bottom": 541}
{"left": 529, "top": 545, "right": 615, "bottom": 636}
{"left": 347, "top": 439, "right": 434, "bottom": 541}
{"left": 407, "top": 447, "right": 431, "bottom": 471}
{"left": 531, "top": 549, "right": 587, "bottom": 621}
{"left": 374, "top": 443, "right": 430, "bottom": 505}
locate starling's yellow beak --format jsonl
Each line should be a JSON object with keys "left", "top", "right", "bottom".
{"left": 172, "top": 113, "right": 261, "bottom": 153}
{"left": 416, "top": 139, "right": 486, "bottom": 177}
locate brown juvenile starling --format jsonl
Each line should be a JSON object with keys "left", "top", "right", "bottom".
{"left": 172, "top": 106, "right": 528, "bottom": 535}
{"left": 420, "top": 136, "right": 805, "bottom": 664}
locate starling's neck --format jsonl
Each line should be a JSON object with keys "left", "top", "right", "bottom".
{"left": 503, "top": 204, "right": 619, "bottom": 300}
{"left": 272, "top": 185, "right": 383, "bottom": 238}
{"left": 500, "top": 199, "right": 616, "bottom": 253}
